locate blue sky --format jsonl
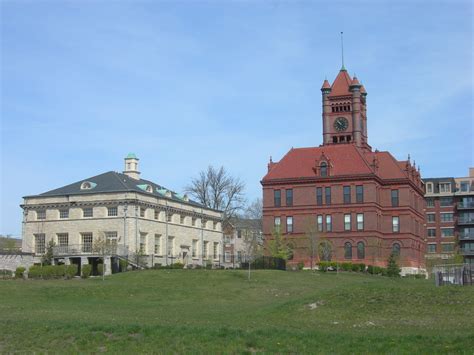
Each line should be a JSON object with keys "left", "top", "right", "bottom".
{"left": 1, "top": 0, "right": 472, "bottom": 236}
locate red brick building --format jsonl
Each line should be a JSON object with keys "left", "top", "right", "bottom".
{"left": 261, "top": 66, "right": 426, "bottom": 273}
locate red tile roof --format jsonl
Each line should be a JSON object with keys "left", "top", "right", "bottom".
{"left": 262, "top": 145, "right": 410, "bottom": 182}
{"left": 328, "top": 70, "right": 352, "bottom": 97}
{"left": 321, "top": 79, "right": 331, "bottom": 90}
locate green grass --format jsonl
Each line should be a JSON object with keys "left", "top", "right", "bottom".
{"left": 1, "top": 270, "right": 473, "bottom": 353}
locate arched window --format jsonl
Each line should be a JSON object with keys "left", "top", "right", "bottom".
{"left": 344, "top": 242, "right": 352, "bottom": 259}
{"left": 357, "top": 242, "right": 365, "bottom": 259}
{"left": 320, "top": 162, "right": 328, "bottom": 177}
{"left": 392, "top": 243, "right": 401, "bottom": 257}
{"left": 80, "top": 181, "right": 96, "bottom": 190}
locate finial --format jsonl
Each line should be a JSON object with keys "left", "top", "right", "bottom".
{"left": 340, "top": 31, "right": 345, "bottom": 70}
{"left": 270, "top": 156, "right": 273, "bottom": 163}
{"left": 408, "top": 153, "right": 411, "bottom": 162}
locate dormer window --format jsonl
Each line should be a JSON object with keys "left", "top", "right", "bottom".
{"left": 320, "top": 162, "right": 328, "bottom": 177}
{"left": 137, "top": 184, "right": 153, "bottom": 193}
{"left": 426, "top": 183, "right": 433, "bottom": 193}
{"left": 80, "top": 181, "right": 96, "bottom": 190}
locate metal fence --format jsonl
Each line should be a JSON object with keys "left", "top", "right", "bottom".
{"left": 241, "top": 256, "right": 286, "bottom": 271}
{"left": 433, "top": 264, "right": 474, "bottom": 286}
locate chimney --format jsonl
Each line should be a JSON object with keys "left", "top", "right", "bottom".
{"left": 123, "top": 153, "right": 140, "bottom": 180}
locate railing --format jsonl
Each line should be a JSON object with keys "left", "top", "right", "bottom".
{"left": 53, "top": 244, "right": 129, "bottom": 257}
{"left": 458, "top": 202, "right": 474, "bottom": 209}
{"left": 460, "top": 249, "right": 474, "bottom": 256}
{"left": 458, "top": 218, "right": 474, "bottom": 225}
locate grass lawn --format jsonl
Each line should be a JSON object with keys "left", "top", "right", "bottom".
{"left": 0, "top": 270, "right": 473, "bottom": 353}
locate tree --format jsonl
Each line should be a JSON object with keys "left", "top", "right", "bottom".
{"left": 243, "top": 230, "right": 263, "bottom": 281}
{"left": 304, "top": 217, "right": 320, "bottom": 270}
{"left": 318, "top": 238, "right": 332, "bottom": 262}
{"left": 267, "top": 227, "right": 292, "bottom": 260}
{"left": 244, "top": 198, "right": 263, "bottom": 230}
{"left": 386, "top": 253, "right": 401, "bottom": 277}
{"left": 185, "top": 166, "right": 246, "bottom": 221}
{"left": 93, "top": 232, "right": 113, "bottom": 281}
{"left": 367, "top": 237, "right": 383, "bottom": 266}
{"left": 41, "top": 240, "right": 55, "bottom": 266}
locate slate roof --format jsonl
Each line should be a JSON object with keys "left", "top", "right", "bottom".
{"left": 262, "top": 144, "right": 411, "bottom": 183}
{"left": 24, "top": 171, "right": 208, "bottom": 209}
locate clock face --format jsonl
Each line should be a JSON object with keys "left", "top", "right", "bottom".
{"left": 334, "top": 117, "right": 349, "bottom": 132}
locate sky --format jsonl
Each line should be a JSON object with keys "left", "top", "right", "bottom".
{"left": 1, "top": 0, "right": 473, "bottom": 236}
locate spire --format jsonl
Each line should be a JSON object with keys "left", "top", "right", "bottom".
{"left": 321, "top": 79, "right": 331, "bottom": 90}
{"left": 340, "top": 32, "right": 345, "bottom": 71}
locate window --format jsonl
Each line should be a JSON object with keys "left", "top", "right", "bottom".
{"left": 460, "top": 181, "right": 469, "bottom": 192}
{"left": 326, "top": 215, "right": 332, "bottom": 232}
{"left": 225, "top": 252, "right": 231, "bottom": 263}
{"left": 192, "top": 239, "right": 198, "bottom": 258}
{"left": 426, "top": 198, "right": 434, "bottom": 208}
{"left": 274, "top": 190, "right": 281, "bottom": 207}
{"left": 392, "top": 217, "right": 400, "bottom": 233}
{"left": 180, "top": 215, "right": 185, "bottom": 224}
{"left": 426, "top": 183, "right": 433, "bottom": 193}
{"left": 108, "top": 207, "right": 118, "bottom": 217}
{"left": 427, "top": 214, "right": 436, "bottom": 223}
{"left": 440, "top": 197, "right": 453, "bottom": 207}
{"left": 192, "top": 217, "right": 196, "bottom": 226}
{"left": 213, "top": 242, "right": 219, "bottom": 259}
{"left": 392, "top": 243, "right": 401, "bottom": 256}
{"left": 154, "top": 210, "right": 159, "bottom": 219}
{"left": 428, "top": 244, "right": 436, "bottom": 253}
{"left": 59, "top": 209, "right": 69, "bottom": 219}
{"left": 344, "top": 214, "right": 351, "bottom": 231}
{"left": 440, "top": 213, "right": 453, "bottom": 222}
{"left": 36, "top": 210, "right": 46, "bottom": 220}
{"left": 439, "top": 183, "right": 451, "bottom": 193}
{"left": 237, "top": 251, "right": 242, "bottom": 262}
{"left": 57, "top": 233, "right": 68, "bottom": 247}
{"left": 140, "top": 233, "right": 147, "bottom": 254}
{"left": 140, "top": 207, "right": 146, "bottom": 218}
{"left": 286, "top": 216, "right": 293, "bottom": 233}
{"left": 83, "top": 208, "right": 93, "bottom": 218}
{"left": 213, "top": 221, "right": 217, "bottom": 230}
{"left": 81, "top": 233, "right": 93, "bottom": 253}
{"left": 356, "top": 185, "right": 364, "bottom": 203}
{"left": 441, "top": 243, "right": 454, "bottom": 252}
{"left": 441, "top": 228, "right": 454, "bottom": 237}
{"left": 274, "top": 217, "right": 281, "bottom": 231}
{"left": 286, "top": 189, "right": 293, "bottom": 206}
{"left": 427, "top": 229, "right": 436, "bottom": 237}
{"left": 34, "top": 234, "right": 45, "bottom": 254}
{"left": 105, "top": 232, "right": 117, "bottom": 249}
{"left": 317, "top": 215, "right": 323, "bottom": 232}
{"left": 343, "top": 186, "right": 351, "bottom": 204}
{"left": 356, "top": 214, "right": 364, "bottom": 231}
{"left": 203, "top": 241, "right": 209, "bottom": 258}
{"left": 167, "top": 213, "right": 173, "bottom": 223}
{"left": 344, "top": 242, "right": 352, "bottom": 259}
{"left": 391, "top": 190, "right": 399, "bottom": 207}
{"left": 320, "top": 162, "right": 328, "bottom": 177}
{"left": 155, "top": 234, "right": 161, "bottom": 255}
{"left": 325, "top": 187, "right": 331, "bottom": 205}
{"left": 357, "top": 242, "right": 365, "bottom": 259}
{"left": 201, "top": 219, "right": 207, "bottom": 228}
{"left": 167, "top": 236, "right": 174, "bottom": 257}
{"left": 316, "top": 187, "right": 323, "bottom": 205}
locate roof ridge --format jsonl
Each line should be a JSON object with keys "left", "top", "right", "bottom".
{"left": 112, "top": 171, "right": 131, "bottom": 190}
{"left": 354, "top": 146, "right": 374, "bottom": 172}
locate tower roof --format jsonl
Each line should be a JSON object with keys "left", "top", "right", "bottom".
{"left": 321, "top": 79, "right": 331, "bottom": 90}
{"left": 328, "top": 69, "right": 353, "bottom": 97}
{"left": 350, "top": 76, "right": 361, "bottom": 86}
{"left": 125, "top": 153, "right": 138, "bottom": 159}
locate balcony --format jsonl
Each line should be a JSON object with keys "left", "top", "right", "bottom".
{"left": 53, "top": 244, "right": 129, "bottom": 257}
{"left": 458, "top": 202, "right": 474, "bottom": 210}
{"left": 460, "top": 233, "right": 474, "bottom": 240}
{"left": 460, "top": 249, "right": 474, "bottom": 256}
{"left": 458, "top": 217, "right": 474, "bottom": 225}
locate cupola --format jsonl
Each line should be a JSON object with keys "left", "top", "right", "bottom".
{"left": 123, "top": 153, "right": 140, "bottom": 180}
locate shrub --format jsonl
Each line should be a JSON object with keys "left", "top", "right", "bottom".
{"left": 386, "top": 253, "right": 401, "bottom": 277}
{"left": 28, "top": 265, "right": 42, "bottom": 279}
{"left": 351, "top": 264, "right": 360, "bottom": 272}
{"left": 15, "top": 267, "right": 26, "bottom": 279}
{"left": 318, "top": 261, "right": 328, "bottom": 272}
{"left": 97, "top": 264, "right": 104, "bottom": 276}
{"left": 82, "top": 264, "right": 92, "bottom": 278}
{"left": 65, "top": 265, "right": 78, "bottom": 279}
{"left": 119, "top": 259, "right": 129, "bottom": 271}
{"left": 53, "top": 265, "right": 66, "bottom": 278}
{"left": 171, "top": 262, "right": 184, "bottom": 269}
{"left": 358, "top": 263, "right": 366, "bottom": 272}
{"left": 297, "top": 262, "right": 305, "bottom": 271}
{"left": 341, "top": 262, "right": 352, "bottom": 271}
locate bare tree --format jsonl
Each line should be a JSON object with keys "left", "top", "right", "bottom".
{"left": 367, "top": 237, "right": 383, "bottom": 266}
{"left": 303, "top": 217, "right": 320, "bottom": 270}
{"left": 186, "top": 166, "right": 246, "bottom": 220}
{"left": 243, "top": 230, "right": 263, "bottom": 281}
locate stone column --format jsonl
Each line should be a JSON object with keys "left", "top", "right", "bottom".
{"left": 104, "top": 257, "right": 112, "bottom": 276}
{"left": 65, "top": 258, "right": 71, "bottom": 265}
{"left": 80, "top": 257, "right": 88, "bottom": 276}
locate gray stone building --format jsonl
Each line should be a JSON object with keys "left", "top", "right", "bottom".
{"left": 20, "top": 154, "right": 224, "bottom": 275}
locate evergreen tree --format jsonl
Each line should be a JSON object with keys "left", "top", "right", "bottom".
{"left": 41, "top": 240, "right": 55, "bottom": 265}
{"left": 386, "top": 253, "right": 400, "bottom": 277}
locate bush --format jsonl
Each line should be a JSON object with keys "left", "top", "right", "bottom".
{"left": 358, "top": 263, "right": 366, "bottom": 272}
{"left": 82, "top": 264, "right": 92, "bottom": 278}
{"left": 386, "top": 253, "right": 401, "bottom": 277}
{"left": 341, "top": 262, "right": 352, "bottom": 271}
{"left": 15, "top": 267, "right": 26, "bottom": 279}
{"left": 318, "top": 261, "right": 329, "bottom": 272}
{"left": 65, "top": 265, "right": 78, "bottom": 279}
{"left": 351, "top": 264, "right": 360, "bottom": 272}
{"left": 297, "top": 262, "right": 305, "bottom": 271}
{"left": 97, "top": 264, "right": 104, "bottom": 276}
{"left": 171, "top": 262, "right": 184, "bottom": 269}
{"left": 119, "top": 259, "right": 129, "bottom": 271}
{"left": 28, "top": 265, "right": 42, "bottom": 279}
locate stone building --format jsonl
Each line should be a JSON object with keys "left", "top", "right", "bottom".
{"left": 20, "top": 154, "right": 223, "bottom": 274}
{"left": 261, "top": 65, "right": 426, "bottom": 274}
{"left": 222, "top": 218, "right": 263, "bottom": 267}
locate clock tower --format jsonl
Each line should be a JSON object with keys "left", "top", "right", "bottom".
{"left": 321, "top": 67, "right": 369, "bottom": 150}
